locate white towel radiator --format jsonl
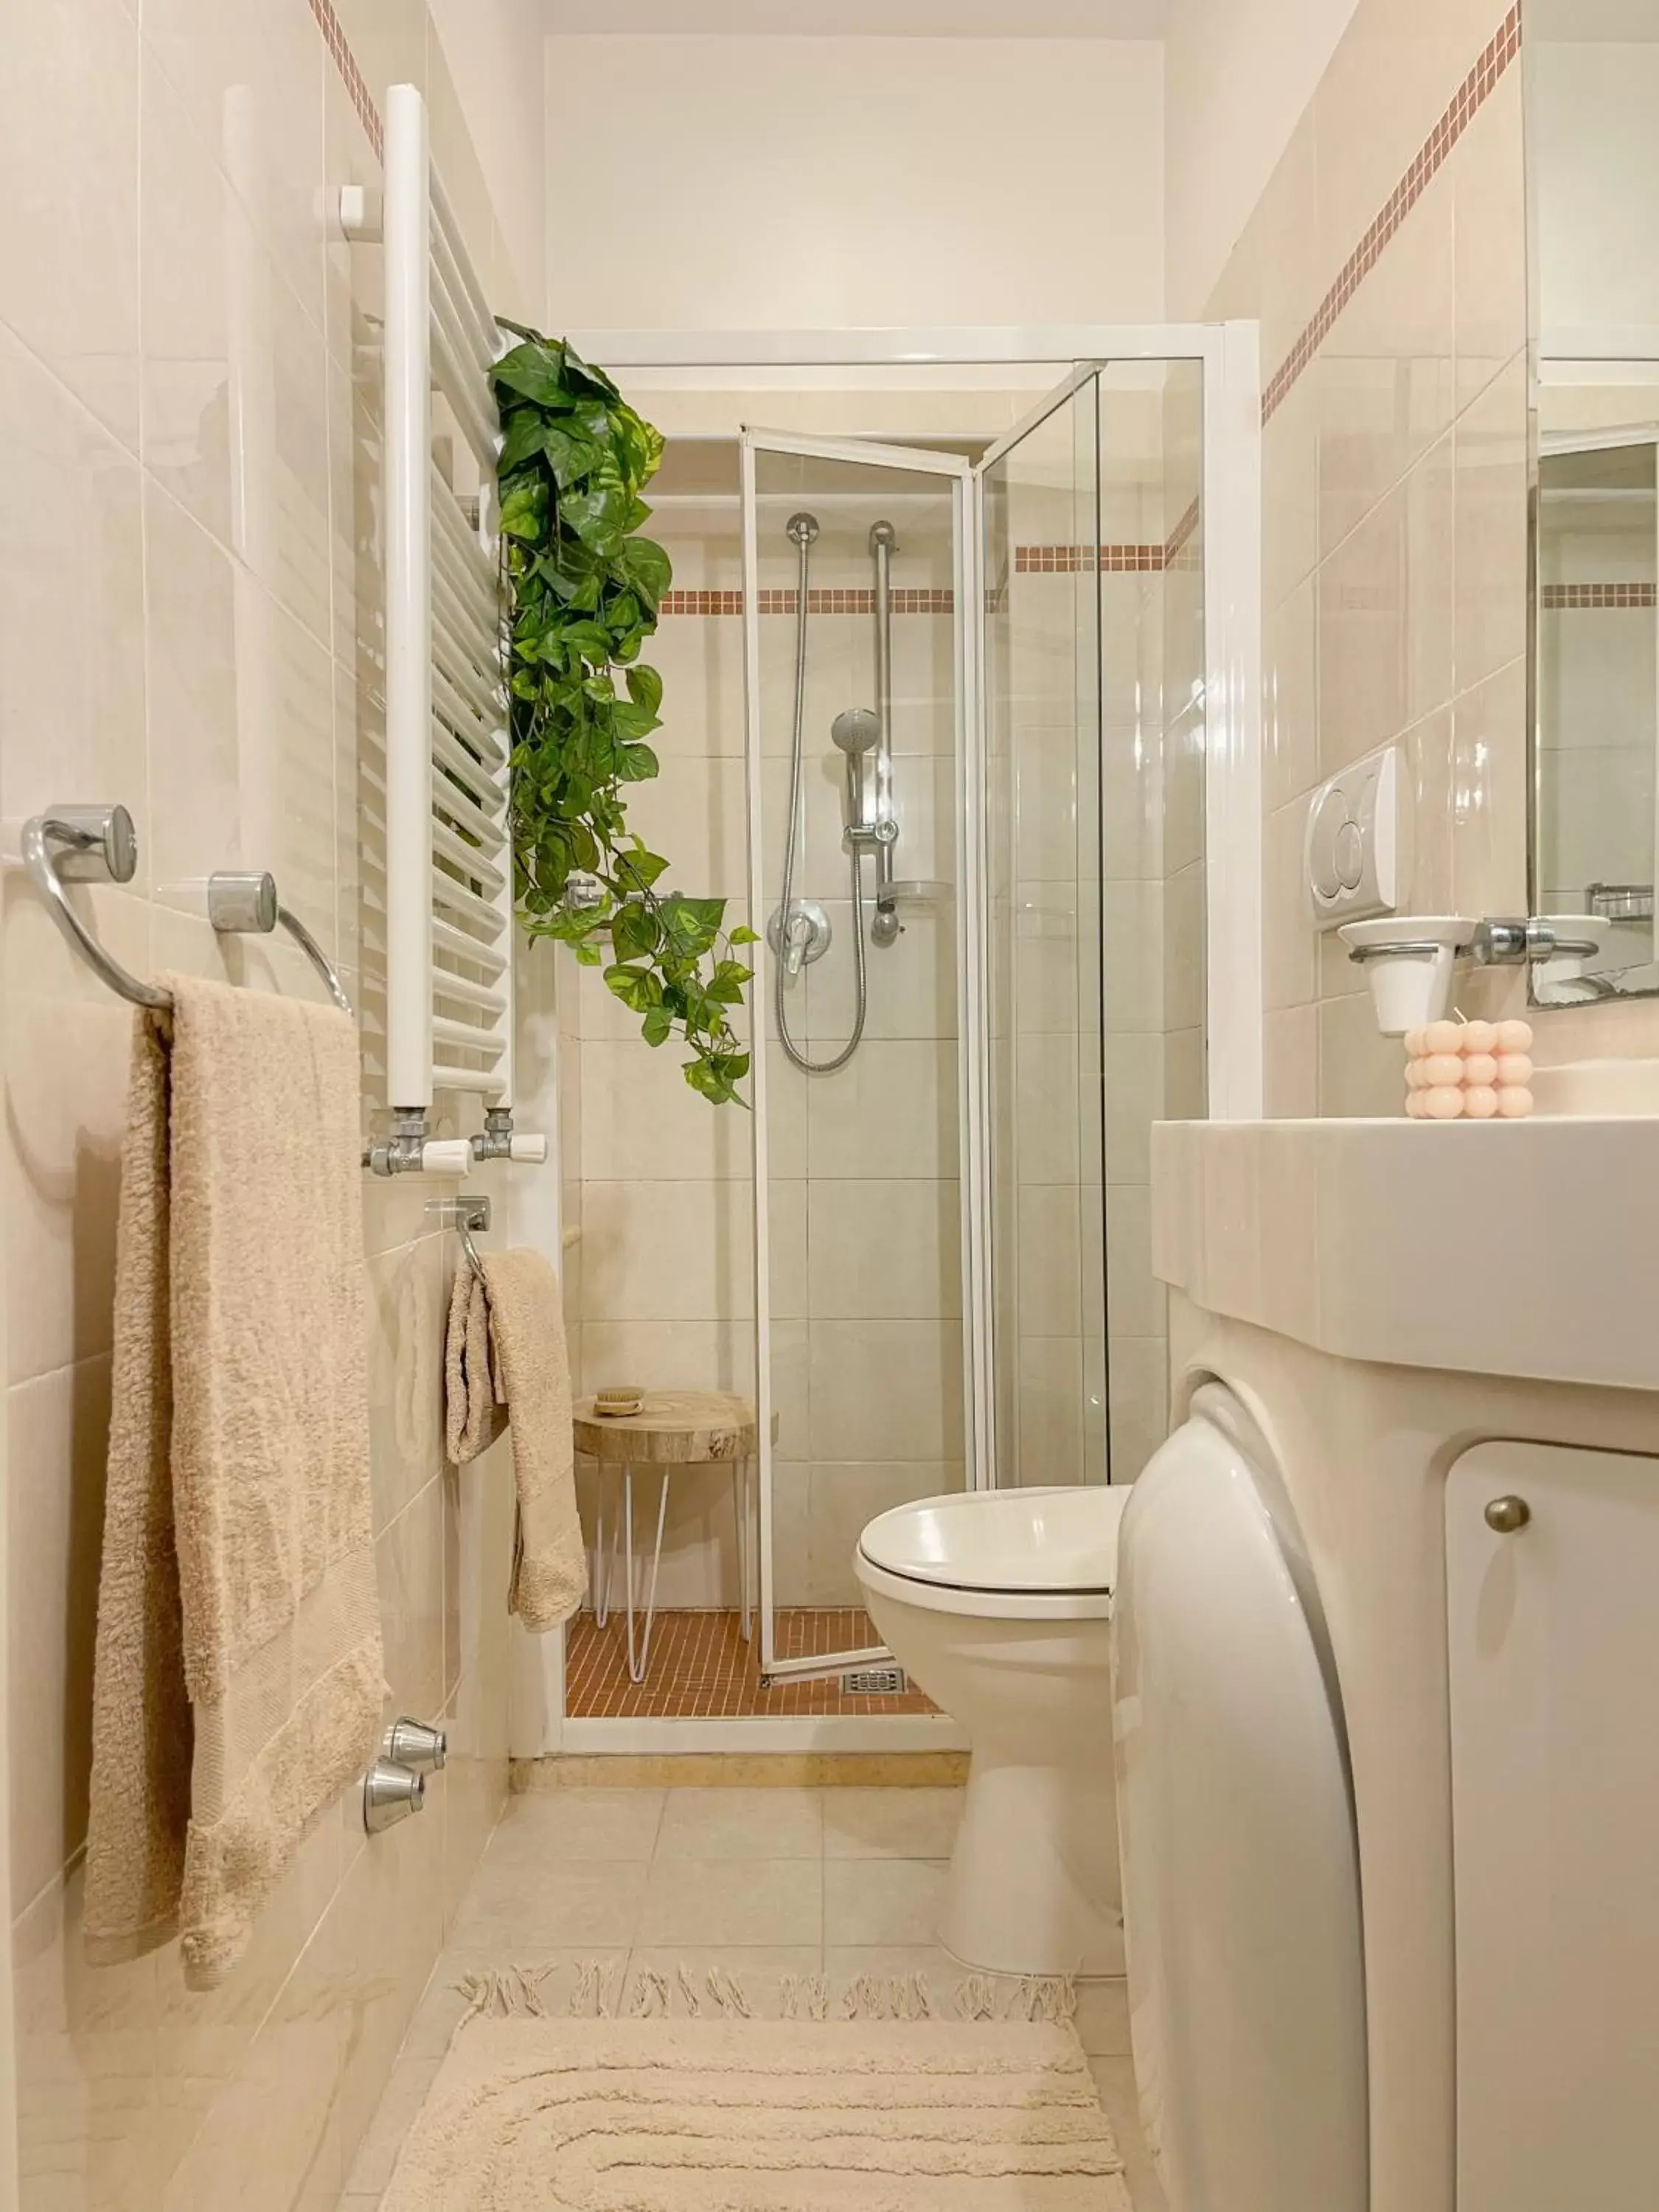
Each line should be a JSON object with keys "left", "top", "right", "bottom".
{"left": 347, "top": 83, "right": 544, "bottom": 1177}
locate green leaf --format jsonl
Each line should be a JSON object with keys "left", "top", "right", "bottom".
{"left": 728, "top": 925, "right": 760, "bottom": 945}
{"left": 610, "top": 902, "right": 661, "bottom": 962}
{"left": 498, "top": 479, "right": 547, "bottom": 542}
{"left": 625, "top": 663, "right": 663, "bottom": 717}
{"left": 540, "top": 422, "right": 607, "bottom": 487}
{"left": 616, "top": 741, "right": 659, "bottom": 782}
{"left": 612, "top": 535, "right": 673, "bottom": 607}
{"left": 492, "top": 341, "right": 575, "bottom": 409}
{"left": 641, "top": 1006, "right": 673, "bottom": 1047}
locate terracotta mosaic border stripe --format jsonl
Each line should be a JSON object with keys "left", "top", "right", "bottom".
{"left": 1261, "top": 3, "right": 1523, "bottom": 423}
{"left": 307, "top": 0, "right": 384, "bottom": 161}
{"left": 1541, "top": 582, "right": 1658, "bottom": 609}
{"left": 661, "top": 588, "right": 956, "bottom": 617}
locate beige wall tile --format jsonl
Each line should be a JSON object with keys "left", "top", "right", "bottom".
{"left": 1264, "top": 800, "right": 1318, "bottom": 1012}
{"left": 1264, "top": 1003, "right": 1319, "bottom": 1119}
{"left": 1453, "top": 352, "right": 1529, "bottom": 697}
{"left": 1452, "top": 656, "right": 1530, "bottom": 919}
{"left": 806, "top": 1181, "right": 961, "bottom": 1321}
{"left": 0, "top": 0, "right": 141, "bottom": 447}
{"left": 1453, "top": 65, "right": 1528, "bottom": 415}
{"left": 1316, "top": 160, "right": 1455, "bottom": 562}
{"left": 580, "top": 1180, "right": 754, "bottom": 1324}
{"left": 1262, "top": 578, "right": 1318, "bottom": 815}
{"left": 1318, "top": 483, "right": 1409, "bottom": 777}
{"left": 807, "top": 1322, "right": 964, "bottom": 1463}
{"left": 0, "top": 327, "right": 147, "bottom": 836}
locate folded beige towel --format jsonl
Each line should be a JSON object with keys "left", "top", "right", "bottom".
{"left": 445, "top": 1251, "right": 585, "bottom": 1630}
{"left": 85, "top": 976, "right": 385, "bottom": 1989}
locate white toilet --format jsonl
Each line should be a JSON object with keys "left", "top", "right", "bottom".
{"left": 854, "top": 1484, "right": 1130, "bottom": 1976}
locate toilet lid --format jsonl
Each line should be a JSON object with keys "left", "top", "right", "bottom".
{"left": 858, "top": 1485, "right": 1129, "bottom": 1595}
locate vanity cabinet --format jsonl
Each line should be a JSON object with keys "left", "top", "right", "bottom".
{"left": 1447, "top": 1441, "right": 1659, "bottom": 2211}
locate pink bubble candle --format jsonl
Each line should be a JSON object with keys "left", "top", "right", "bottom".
{"left": 1402, "top": 1018, "right": 1532, "bottom": 1119}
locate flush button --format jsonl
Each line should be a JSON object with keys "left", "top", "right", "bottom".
{"left": 1309, "top": 787, "right": 1348, "bottom": 900}
{"left": 1333, "top": 818, "right": 1365, "bottom": 891}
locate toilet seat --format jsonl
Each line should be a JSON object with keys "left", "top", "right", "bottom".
{"left": 857, "top": 1486, "right": 1130, "bottom": 1621}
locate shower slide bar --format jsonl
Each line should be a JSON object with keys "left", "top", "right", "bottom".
{"left": 22, "top": 803, "right": 354, "bottom": 1018}
{"left": 344, "top": 85, "right": 546, "bottom": 1178}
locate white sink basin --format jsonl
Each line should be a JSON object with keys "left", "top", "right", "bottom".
{"left": 1532, "top": 1058, "right": 1659, "bottom": 1116}
{"left": 1152, "top": 1117, "right": 1659, "bottom": 1393}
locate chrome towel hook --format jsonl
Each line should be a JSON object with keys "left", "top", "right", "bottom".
{"left": 21, "top": 804, "right": 354, "bottom": 1018}
{"left": 427, "top": 1195, "right": 490, "bottom": 1285}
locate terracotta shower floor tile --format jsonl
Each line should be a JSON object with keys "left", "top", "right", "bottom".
{"left": 566, "top": 1607, "right": 938, "bottom": 1719}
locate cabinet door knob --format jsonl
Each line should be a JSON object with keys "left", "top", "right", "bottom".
{"left": 1484, "top": 1495, "right": 1531, "bottom": 1534}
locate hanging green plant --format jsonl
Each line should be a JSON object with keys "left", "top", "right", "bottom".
{"left": 490, "top": 324, "right": 754, "bottom": 1106}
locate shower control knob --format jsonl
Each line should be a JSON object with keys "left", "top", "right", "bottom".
{"left": 1484, "top": 1495, "right": 1531, "bottom": 1534}
{"left": 382, "top": 1717, "right": 448, "bottom": 1773}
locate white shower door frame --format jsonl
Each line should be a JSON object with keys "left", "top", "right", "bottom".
{"left": 549, "top": 324, "right": 1261, "bottom": 1745}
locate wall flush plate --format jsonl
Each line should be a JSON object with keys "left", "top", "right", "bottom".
{"left": 1304, "top": 744, "right": 1406, "bottom": 928}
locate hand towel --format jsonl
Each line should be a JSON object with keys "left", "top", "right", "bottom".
{"left": 445, "top": 1251, "right": 585, "bottom": 1630}
{"left": 84, "top": 977, "right": 385, "bottom": 1989}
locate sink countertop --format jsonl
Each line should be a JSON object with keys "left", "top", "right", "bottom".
{"left": 1152, "top": 1117, "right": 1659, "bottom": 1393}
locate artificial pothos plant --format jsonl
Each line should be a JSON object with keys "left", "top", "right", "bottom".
{"left": 491, "top": 325, "right": 754, "bottom": 1106}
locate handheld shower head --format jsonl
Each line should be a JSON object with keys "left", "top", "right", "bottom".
{"left": 831, "top": 707, "right": 881, "bottom": 755}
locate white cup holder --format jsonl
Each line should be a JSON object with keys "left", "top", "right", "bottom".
{"left": 1338, "top": 917, "right": 1475, "bottom": 1036}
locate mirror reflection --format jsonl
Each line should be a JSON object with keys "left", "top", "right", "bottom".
{"left": 1528, "top": 1, "right": 1659, "bottom": 1003}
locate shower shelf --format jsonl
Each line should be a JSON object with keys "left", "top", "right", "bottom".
{"left": 876, "top": 880, "right": 952, "bottom": 911}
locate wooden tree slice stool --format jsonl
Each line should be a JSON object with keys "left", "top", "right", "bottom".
{"left": 573, "top": 1390, "right": 762, "bottom": 1685}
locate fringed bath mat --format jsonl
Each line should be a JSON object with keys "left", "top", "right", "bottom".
{"left": 380, "top": 1989, "right": 1130, "bottom": 2210}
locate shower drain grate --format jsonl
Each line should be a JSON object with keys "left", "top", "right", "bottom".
{"left": 841, "top": 1665, "right": 909, "bottom": 1697}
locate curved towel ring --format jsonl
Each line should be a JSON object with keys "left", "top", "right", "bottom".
{"left": 22, "top": 804, "right": 355, "bottom": 1019}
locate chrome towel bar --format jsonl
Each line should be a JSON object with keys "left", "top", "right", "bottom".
{"left": 22, "top": 804, "right": 353, "bottom": 1018}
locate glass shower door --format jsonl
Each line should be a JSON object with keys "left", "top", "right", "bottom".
{"left": 981, "top": 359, "right": 1208, "bottom": 1489}
{"left": 740, "top": 428, "right": 975, "bottom": 1684}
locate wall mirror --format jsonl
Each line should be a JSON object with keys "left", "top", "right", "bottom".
{"left": 1527, "top": 0, "right": 1659, "bottom": 1005}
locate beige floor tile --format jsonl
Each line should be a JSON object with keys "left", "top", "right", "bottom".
{"left": 639, "top": 1857, "right": 823, "bottom": 1947}
{"left": 449, "top": 1857, "right": 649, "bottom": 1948}
{"left": 1090, "top": 2052, "right": 1168, "bottom": 2211}
{"left": 654, "top": 1786, "right": 824, "bottom": 1860}
{"left": 344, "top": 2053, "right": 440, "bottom": 2195}
{"left": 823, "top": 1857, "right": 948, "bottom": 1947}
{"left": 484, "top": 1787, "right": 665, "bottom": 1863}
{"left": 821, "top": 1787, "right": 962, "bottom": 1860}
{"left": 622, "top": 1947, "right": 824, "bottom": 2019}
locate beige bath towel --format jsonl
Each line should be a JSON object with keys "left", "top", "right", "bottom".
{"left": 445, "top": 1251, "right": 584, "bottom": 1630}
{"left": 84, "top": 977, "right": 385, "bottom": 1989}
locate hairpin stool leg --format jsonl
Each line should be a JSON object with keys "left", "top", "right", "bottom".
{"left": 624, "top": 1465, "right": 673, "bottom": 1686}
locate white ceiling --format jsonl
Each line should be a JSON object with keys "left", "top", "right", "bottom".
{"left": 543, "top": 0, "right": 1166, "bottom": 34}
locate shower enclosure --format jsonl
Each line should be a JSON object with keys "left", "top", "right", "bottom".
{"left": 559, "top": 327, "right": 1259, "bottom": 1728}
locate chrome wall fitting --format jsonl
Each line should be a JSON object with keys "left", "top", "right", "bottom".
{"left": 363, "top": 1758, "right": 425, "bottom": 1833}
{"left": 1470, "top": 917, "right": 1601, "bottom": 966}
{"left": 383, "top": 1717, "right": 448, "bottom": 1773}
{"left": 469, "top": 1106, "right": 549, "bottom": 1164}
{"left": 363, "top": 1110, "right": 471, "bottom": 1177}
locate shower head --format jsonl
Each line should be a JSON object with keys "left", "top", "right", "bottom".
{"left": 869, "top": 520, "right": 897, "bottom": 553}
{"left": 831, "top": 708, "right": 881, "bottom": 756}
{"left": 787, "top": 512, "right": 820, "bottom": 547}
